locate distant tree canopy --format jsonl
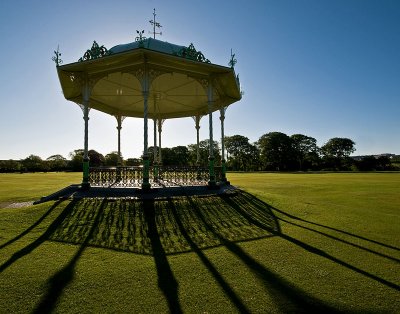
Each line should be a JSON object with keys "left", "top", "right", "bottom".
{"left": 320, "top": 137, "right": 356, "bottom": 170}
{"left": 321, "top": 138, "right": 356, "bottom": 159}
{"left": 290, "top": 134, "right": 320, "bottom": 171}
{"left": 225, "top": 135, "right": 259, "bottom": 171}
{"left": 2, "top": 130, "right": 399, "bottom": 173}
{"left": 257, "top": 132, "right": 295, "bottom": 171}
{"left": 104, "top": 151, "right": 121, "bottom": 166}
{"left": 69, "top": 149, "right": 104, "bottom": 170}
{"left": 187, "top": 140, "right": 221, "bottom": 166}
{"left": 47, "top": 154, "right": 68, "bottom": 171}
{"left": 0, "top": 159, "right": 22, "bottom": 172}
{"left": 21, "top": 155, "right": 45, "bottom": 172}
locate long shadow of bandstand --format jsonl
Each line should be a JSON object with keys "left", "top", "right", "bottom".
{"left": 1, "top": 186, "right": 398, "bottom": 313}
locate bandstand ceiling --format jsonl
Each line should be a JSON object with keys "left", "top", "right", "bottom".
{"left": 57, "top": 38, "right": 241, "bottom": 119}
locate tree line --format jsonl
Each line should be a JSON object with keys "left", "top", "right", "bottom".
{"left": 1, "top": 131, "right": 398, "bottom": 172}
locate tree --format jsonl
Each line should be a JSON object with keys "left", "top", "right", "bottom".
{"left": 290, "top": 134, "right": 320, "bottom": 170}
{"left": 88, "top": 150, "right": 105, "bottom": 167}
{"left": 321, "top": 138, "right": 355, "bottom": 170}
{"left": 0, "top": 160, "right": 21, "bottom": 172}
{"left": 187, "top": 140, "right": 221, "bottom": 166}
{"left": 125, "top": 158, "right": 141, "bottom": 166}
{"left": 225, "top": 135, "right": 260, "bottom": 171}
{"left": 21, "top": 155, "right": 46, "bottom": 172}
{"left": 68, "top": 149, "right": 104, "bottom": 170}
{"left": 47, "top": 154, "right": 67, "bottom": 171}
{"left": 104, "top": 151, "right": 121, "bottom": 166}
{"left": 376, "top": 156, "right": 391, "bottom": 170}
{"left": 321, "top": 138, "right": 355, "bottom": 159}
{"left": 69, "top": 149, "right": 84, "bottom": 171}
{"left": 170, "top": 146, "right": 190, "bottom": 166}
{"left": 257, "top": 132, "right": 295, "bottom": 170}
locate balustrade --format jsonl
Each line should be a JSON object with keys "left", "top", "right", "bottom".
{"left": 89, "top": 165, "right": 223, "bottom": 187}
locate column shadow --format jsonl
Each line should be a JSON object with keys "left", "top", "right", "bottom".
{"left": 168, "top": 197, "right": 251, "bottom": 313}
{"left": 142, "top": 199, "right": 183, "bottom": 314}
{"left": 187, "top": 195, "right": 342, "bottom": 313}
{"left": 33, "top": 198, "right": 107, "bottom": 314}
{"left": 242, "top": 191, "right": 399, "bottom": 252}
{"left": 4, "top": 188, "right": 396, "bottom": 313}
{"left": 0, "top": 199, "right": 75, "bottom": 274}
{"left": 222, "top": 192, "right": 400, "bottom": 291}
{"left": 0, "top": 199, "right": 64, "bottom": 250}
{"left": 232, "top": 192, "right": 400, "bottom": 290}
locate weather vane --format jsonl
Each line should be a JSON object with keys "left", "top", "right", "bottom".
{"left": 149, "top": 8, "right": 162, "bottom": 39}
{"left": 52, "top": 45, "right": 62, "bottom": 66}
{"left": 228, "top": 49, "right": 237, "bottom": 68}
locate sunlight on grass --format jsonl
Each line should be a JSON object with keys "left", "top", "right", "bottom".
{"left": 0, "top": 172, "right": 81, "bottom": 204}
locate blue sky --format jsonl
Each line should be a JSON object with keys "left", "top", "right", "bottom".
{"left": 0, "top": 0, "right": 399, "bottom": 160}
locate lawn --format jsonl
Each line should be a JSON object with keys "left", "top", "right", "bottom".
{"left": 0, "top": 172, "right": 399, "bottom": 313}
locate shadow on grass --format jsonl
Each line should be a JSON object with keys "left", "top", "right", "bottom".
{"left": 0, "top": 199, "right": 75, "bottom": 274}
{"left": 1, "top": 189, "right": 398, "bottom": 313}
{"left": 188, "top": 195, "right": 342, "bottom": 313}
{"left": 0, "top": 199, "right": 64, "bottom": 250}
{"left": 47, "top": 194, "right": 278, "bottom": 255}
{"left": 169, "top": 197, "right": 251, "bottom": 313}
{"left": 33, "top": 198, "right": 106, "bottom": 314}
{"left": 227, "top": 192, "right": 400, "bottom": 291}
{"left": 253, "top": 192, "right": 400, "bottom": 252}
{"left": 143, "top": 199, "right": 183, "bottom": 314}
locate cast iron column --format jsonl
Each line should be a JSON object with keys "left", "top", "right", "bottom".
{"left": 116, "top": 115, "right": 123, "bottom": 165}
{"left": 158, "top": 119, "right": 163, "bottom": 164}
{"left": 142, "top": 89, "right": 151, "bottom": 190}
{"left": 82, "top": 81, "right": 90, "bottom": 190}
{"left": 220, "top": 108, "right": 229, "bottom": 184}
{"left": 207, "top": 82, "right": 217, "bottom": 189}
{"left": 153, "top": 118, "right": 158, "bottom": 181}
{"left": 195, "top": 116, "right": 201, "bottom": 165}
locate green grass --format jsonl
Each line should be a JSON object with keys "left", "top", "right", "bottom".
{"left": 0, "top": 172, "right": 81, "bottom": 204}
{"left": 0, "top": 172, "right": 399, "bottom": 313}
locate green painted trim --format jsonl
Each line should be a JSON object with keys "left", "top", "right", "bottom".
{"left": 142, "top": 157, "right": 151, "bottom": 190}
{"left": 221, "top": 160, "right": 230, "bottom": 185}
{"left": 82, "top": 159, "right": 90, "bottom": 189}
{"left": 208, "top": 157, "right": 216, "bottom": 186}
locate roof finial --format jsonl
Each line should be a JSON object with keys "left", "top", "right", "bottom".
{"left": 135, "top": 30, "right": 146, "bottom": 47}
{"left": 149, "top": 8, "right": 162, "bottom": 39}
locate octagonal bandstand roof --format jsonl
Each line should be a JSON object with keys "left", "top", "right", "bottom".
{"left": 57, "top": 38, "right": 241, "bottom": 119}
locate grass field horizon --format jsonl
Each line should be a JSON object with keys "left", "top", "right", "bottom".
{"left": 1, "top": 172, "right": 399, "bottom": 313}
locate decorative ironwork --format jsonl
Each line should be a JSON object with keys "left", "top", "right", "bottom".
{"left": 52, "top": 45, "right": 62, "bottom": 66}
{"left": 228, "top": 49, "right": 237, "bottom": 68}
{"left": 174, "top": 43, "right": 210, "bottom": 63}
{"left": 78, "top": 41, "right": 111, "bottom": 62}
{"left": 90, "top": 167, "right": 144, "bottom": 188}
{"left": 158, "top": 166, "right": 209, "bottom": 186}
{"left": 135, "top": 30, "right": 146, "bottom": 47}
{"left": 89, "top": 165, "right": 224, "bottom": 187}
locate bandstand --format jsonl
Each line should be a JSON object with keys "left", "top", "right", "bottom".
{"left": 54, "top": 32, "right": 241, "bottom": 190}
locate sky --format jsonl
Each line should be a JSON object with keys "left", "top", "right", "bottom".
{"left": 0, "top": 0, "right": 399, "bottom": 160}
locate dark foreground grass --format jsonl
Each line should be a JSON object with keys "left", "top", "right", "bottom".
{"left": 0, "top": 172, "right": 399, "bottom": 313}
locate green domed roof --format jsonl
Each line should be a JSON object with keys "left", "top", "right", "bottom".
{"left": 110, "top": 37, "right": 211, "bottom": 63}
{"left": 110, "top": 38, "right": 184, "bottom": 55}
